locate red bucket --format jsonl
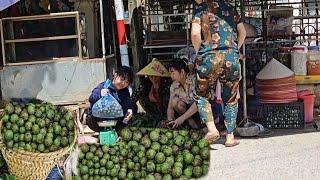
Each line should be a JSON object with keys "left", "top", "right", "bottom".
{"left": 298, "top": 90, "right": 315, "bottom": 123}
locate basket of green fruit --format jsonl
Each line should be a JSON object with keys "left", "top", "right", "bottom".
{"left": 0, "top": 101, "right": 77, "bottom": 180}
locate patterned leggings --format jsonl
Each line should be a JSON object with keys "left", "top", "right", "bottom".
{"left": 194, "top": 45, "right": 241, "bottom": 133}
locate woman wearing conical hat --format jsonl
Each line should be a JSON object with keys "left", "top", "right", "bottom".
{"left": 131, "top": 59, "right": 172, "bottom": 122}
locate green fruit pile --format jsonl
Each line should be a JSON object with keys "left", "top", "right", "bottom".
{"left": 0, "top": 102, "right": 75, "bottom": 153}
{"left": 77, "top": 127, "right": 210, "bottom": 180}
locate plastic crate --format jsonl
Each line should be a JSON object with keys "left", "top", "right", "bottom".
{"left": 262, "top": 101, "right": 304, "bottom": 129}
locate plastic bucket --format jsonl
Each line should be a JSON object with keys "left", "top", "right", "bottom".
{"left": 298, "top": 90, "right": 315, "bottom": 123}
{"left": 291, "top": 46, "right": 308, "bottom": 75}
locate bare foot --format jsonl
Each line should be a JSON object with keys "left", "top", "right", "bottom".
{"left": 204, "top": 130, "right": 220, "bottom": 143}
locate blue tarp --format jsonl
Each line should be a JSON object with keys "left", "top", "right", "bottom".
{"left": 0, "top": 0, "right": 20, "bottom": 11}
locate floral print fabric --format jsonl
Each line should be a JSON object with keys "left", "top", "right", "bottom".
{"left": 192, "top": 0, "right": 242, "bottom": 133}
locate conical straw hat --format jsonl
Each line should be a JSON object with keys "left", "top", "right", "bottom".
{"left": 256, "top": 58, "right": 294, "bottom": 80}
{"left": 137, "top": 58, "right": 170, "bottom": 77}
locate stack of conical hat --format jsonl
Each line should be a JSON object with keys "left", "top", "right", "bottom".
{"left": 256, "top": 58, "right": 298, "bottom": 103}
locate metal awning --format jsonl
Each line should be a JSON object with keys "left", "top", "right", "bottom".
{"left": 0, "top": 0, "right": 20, "bottom": 11}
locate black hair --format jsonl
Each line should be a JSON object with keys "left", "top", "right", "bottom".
{"left": 169, "top": 58, "right": 190, "bottom": 73}
{"left": 115, "top": 66, "right": 134, "bottom": 84}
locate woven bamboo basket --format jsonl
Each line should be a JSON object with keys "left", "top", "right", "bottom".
{"left": 0, "top": 120, "right": 76, "bottom": 180}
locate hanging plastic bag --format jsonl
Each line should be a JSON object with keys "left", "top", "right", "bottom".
{"left": 92, "top": 80, "right": 124, "bottom": 119}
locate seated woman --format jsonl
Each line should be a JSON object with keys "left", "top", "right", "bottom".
{"left": 87, "top": 66, "right": 136, "bottom": 131}
{"left": 131, "top": 59, "right": 172, "bottom": 121}
{"left": 167, "top": 58, "right": 220, "bottom": 142}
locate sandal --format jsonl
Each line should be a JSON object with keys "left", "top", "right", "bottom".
{"left": 204, "top": 131, "right": 220, "bottom": 144}
{"left": 225, "top": 140, "right": 240, "bottom": 147}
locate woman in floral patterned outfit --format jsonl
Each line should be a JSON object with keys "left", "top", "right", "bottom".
{"left": 191, "top": 0, "right": 246, "bottom": 146}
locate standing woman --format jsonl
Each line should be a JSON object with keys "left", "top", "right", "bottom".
{"left": 191, "top": 0, "right": 246, "bottom": 146}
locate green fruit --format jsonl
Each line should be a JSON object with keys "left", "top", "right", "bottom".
{"left": 175, "top": 154, "right": 183, "bottom": 162}
{"left": 165, "top": 156, "right": 175, "bottom": 166}
{"left": 191, "top": 146, "right": 200, "bottom": 155}
{"left": 20, "top": 110, "right": 29, "bottom": 120}
{"left": 5, "top": 103, "right": 15, "bottom": 114}
{"left": 179, "top": 130, "right": 188, "bottom": 137}
{"left": 146, "top": 174, "right": 156, "bottom": 180}
{"left": 118, "top": 170, "right": 126, "bottom": 179}
{"left": 163, "top": 146, "right": 173, "bottom": 156}
{"left": 137, "top": 151, "right": 145, "bottom": 159}
{"left": 24, "top": 143, "right": 32, "bottom": 152}
{"left": 174, "top": 135, "right": 184, "bottom": 147}
{"left": 127, "top": 171, "right": 134, "bottom": 179}
{"left": 165, "top": 131, "right": 173, "bottom": 139}
{"left": 54, "top": 137, "right": 62, "bottom": 147}
{"left": 128, "top": 140, "right": 139, "bottom": 148}
{"left": 37, "top": 144, "right": 45, "bottom": 152}
{"left": 35, "top": 109, "right": 42, "bottom": 118}
{"left": 183, "top": 152, "right": 194, "bottom": 165}
{"left": 134, "top": 171, "right": 141, "bottom": 179}
{"left": 197, "top": 139, "right": 209, "bottom": 149}
{"left": 38, "top": 119, "right": 46, "bottom": 128}
{"left": 25, "top": 132, "right": 33, "bottom": 142}
{"left": 149, "top": 130, "right": 160, "bottom": 142}
{"left": 202, "top": 164, "right": 209, "bottom": 175}
{"left": 27, "top": 104, "right": 35, "bottom": 115}
{"left": 101, "top": 145, "right": 109, "bottom": 153}
{"left": 32, "top": 124, "right": 40, "bottom": 134}
{"left": 60, "top": 118, "right": 67, "bottom": 127}
{"left": 163, "top": 174, "right": 172, "bottom": 180}
{"left": 61, "top": 137, "right": 69, "bottom": 147}
{"left": 174, "top": 162, "right": 183, "bottom": 169}
{"left": 4, "top": 130, "right": 13, "bottom": 141}
{"left": 145, "top": 148, "right": 156, "bottom": 160}
{"left": 12, "top": 124, "right": 19, "bottom": 133}
{"left": 1, "top": 114, "right": 10, "bottom": 123}
{"left": 127, "top": 161, "right": 135, "bottom": 170}
{"left": 140, "top": 157, "right": 147, "bottom": 166}
{"left": 141, "top": 136, "right": 151, "bottom": 148}
{"left": 25, "top": 121, "right": 33, "bottom": 131}
{"left": 28, "top": 115, "right": 36, "bottom": 123}
{"left": 184, "top": 140, "right": 193, "bottom": 150}
{"left": 14, "top": 105, "right": 22, "bottom": 114}
{"left": 10, "top": 114, "right": 19, "bottom": 123}
{"left": 193, "top": 166, "right": 202, "bottom": 177}
{"left": 106, "top": 161, "right": 114, "bottom": 169}
{"left": 5, "top": 122, "right": 12, "bottom": 130}
{"left": 120, "top": 128, "right": 132, "bottom": 141}
{"left": 155, "top": 152, "right": 165, "bottom": 164}
{"left": 154, "top": 173, "right": 162, "bottom": 180}
{"left": 94, "top": 162, "right": 100, "bottom": 169}
{"left": 161, "top": 162, "right": 171, "bottom": 174}
{"left": 17, "top": 118, "right": 24, "bottom": 127}
{"left": 13, "top": 133, "right": 19, "bottom": 142}
{"left": 19, "top": 134, "right": 25, "bottom": 141}
{"left": 86, "top": 160, "right": 94, "bottom": 168}
{"left": 200, "top": 148, "right": 210, "bottom": 160}
{"left": 159, "top": 135, "right": 168, "bottom": 145}
{"left": 36, "top": 133, "right": 45, "bottom": 143}
{"left": 110, "top": 168, "right": 118, "bottom": 177}
{"left": 46, "top": 109, "right": 55, "bottom": 119}
{"left": 172, "top": 166, "right": 183, "bottom": 178}
{"left": 146, "top": 161, "right": 155, "bottom": 172}
{"left": 151, "top": 142, "right": 161, "bottom": 151}
{"left": 80, "top": 165, "right": 89, "bottom": 175}
{"left": 19, "top": 126, "right": 26, "bottom": 134}
{"left": 132, "top": 131, "right": 142, "bottom": 141}
{"left": 193, "top": 155, "right": 202, "bottom": 166}
{"left": 6, "top": 140, "right": 14, "bottom": 149}
{"left": 64, "top": 111, "right": 73, "bottom": 121}
{"left": 53, "top": 124, "right": 62, "bottom": 135}
{"left": 183, "top": 167, "right": 193, "bottom": 178}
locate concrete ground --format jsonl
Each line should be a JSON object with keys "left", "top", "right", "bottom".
{"left": 202, "top": 123, "right": 320, "bottom": 180}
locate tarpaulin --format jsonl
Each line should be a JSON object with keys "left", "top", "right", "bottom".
{"left": 0, "top": 0, "right": 20, "bottom": 11}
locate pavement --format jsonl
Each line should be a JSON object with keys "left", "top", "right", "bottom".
{"left": 202, "top": 124, "right": 320, "bottom": 180}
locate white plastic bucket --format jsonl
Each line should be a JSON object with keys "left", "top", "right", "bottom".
{"left": 291, "top": 46, "right": 308, "bottom": 75}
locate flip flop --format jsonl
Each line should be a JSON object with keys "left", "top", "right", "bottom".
{"left": 225, "top": 141, "right": 240, "bottom": 147}
{"left": 204, "top": 131, "right": 220, "bottom": 144}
